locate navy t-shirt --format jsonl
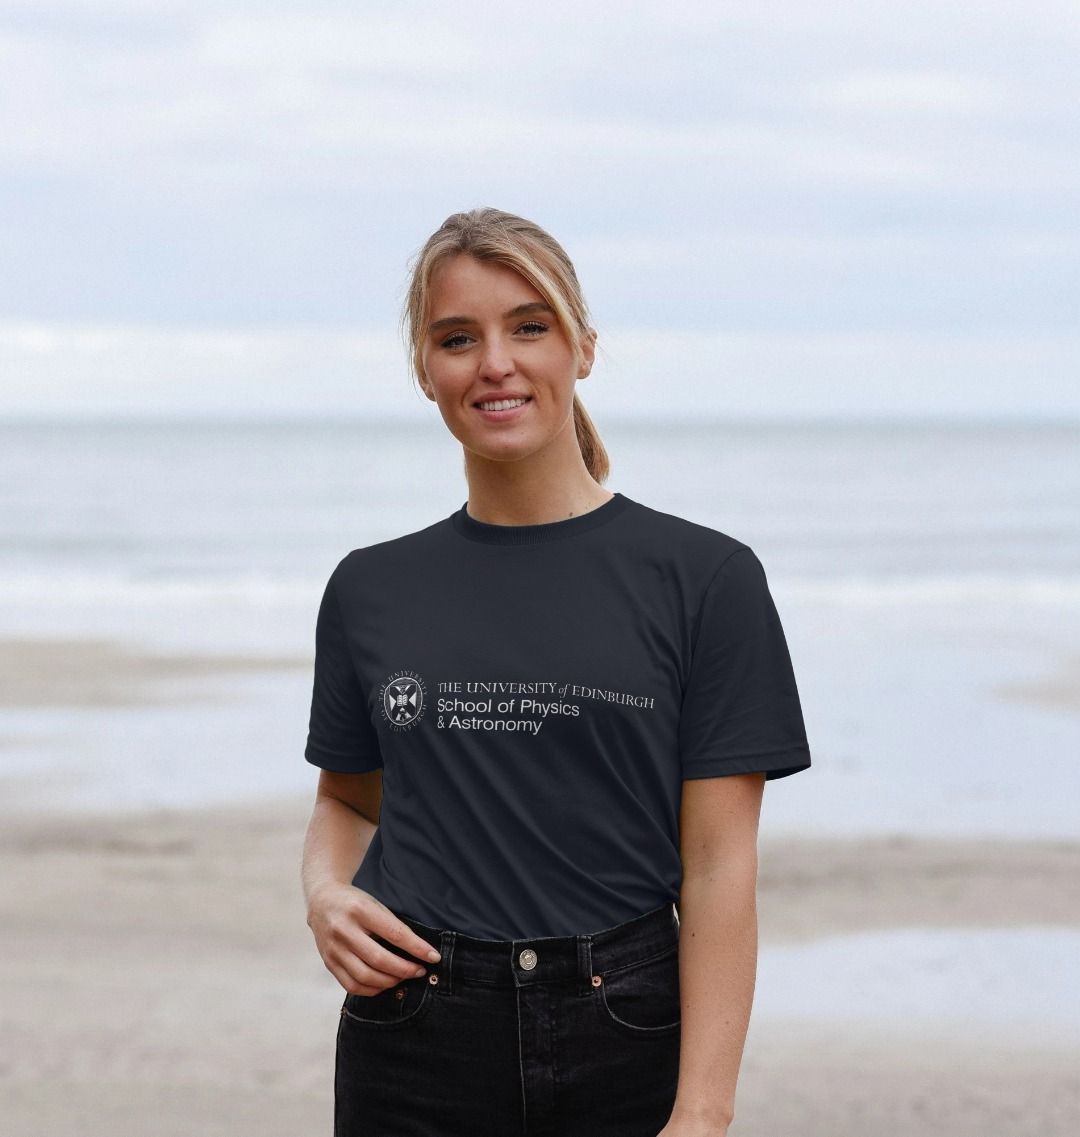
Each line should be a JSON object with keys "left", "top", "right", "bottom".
{"left": 305, "top": 492, "right": 811, "bottom": 939}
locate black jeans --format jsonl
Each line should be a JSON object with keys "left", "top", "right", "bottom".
{"left": 334, "top": 902, "right": 682, "bottom": 1136}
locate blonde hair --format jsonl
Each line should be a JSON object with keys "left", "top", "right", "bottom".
{"left": 402, "top": 207, "right": 609, "bottom": 485}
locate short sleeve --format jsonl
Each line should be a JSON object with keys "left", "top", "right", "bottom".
{"left": 678, "top": 546, "right": 811, "bottom": 781}
{"left": 304, "top": 568, "right": 384, "bottom": 773}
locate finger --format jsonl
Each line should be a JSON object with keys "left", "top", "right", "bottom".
{"left": 325, "top": 902, "right": 437, "bottom": 980}
{"left": 365, "top": 905, "right": 442, "bottom": 969}
{"left": 334, "top": 925, "right": 434, "bottom": 983}
{"left": 362, "top": 932, "right": 438, "bottom": 980}
{"left": 329, "top": 923, "right": 432, "bottom": 982}
{"left": 331, "top": 952, "right": 408, "bottom": 995}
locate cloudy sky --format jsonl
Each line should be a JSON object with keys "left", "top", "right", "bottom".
{"left": 1, "top": 1, "right": 1077, "bottom": 419}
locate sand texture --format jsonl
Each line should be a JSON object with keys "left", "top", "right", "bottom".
{"left": 1, "top": 796, "right": 1078, "bottom": 1135}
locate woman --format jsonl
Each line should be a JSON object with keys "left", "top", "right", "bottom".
{"left": 301, "top": 207, "right": 812, "bottom": 1137}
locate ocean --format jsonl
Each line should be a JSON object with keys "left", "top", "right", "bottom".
{"left": 2, "top": 415, "right": 1078, "bottom": 838}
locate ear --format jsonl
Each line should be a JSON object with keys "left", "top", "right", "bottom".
{"left": 577, "top": 327, "right": 597, "bottom": 379}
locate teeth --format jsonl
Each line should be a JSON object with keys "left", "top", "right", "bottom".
{"left": 478, "top": 398, "right": 528, "bottom": 411}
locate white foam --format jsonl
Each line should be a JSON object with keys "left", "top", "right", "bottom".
{"left": 775, "top": 572, "right": 1080, "bottom": 606}
{"left": 2, "top": 571, "right": 1079, "bottom": 609}
{"left": 0, "top": 572, "right": 325, "bottom": 607}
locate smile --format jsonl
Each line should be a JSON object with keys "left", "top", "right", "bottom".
{"left": 475, "top": 397, "right": 531, "bottom": 413}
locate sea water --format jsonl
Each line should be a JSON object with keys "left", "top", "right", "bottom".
{"left": 755, "top": 925, "right": 1080, "bottom": 1043}
{"left": 1, "top": 416, "right": 1078, "bottom": 836}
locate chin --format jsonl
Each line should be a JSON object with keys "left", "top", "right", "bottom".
{"left": 463, "top": 432, "right": 548, "bottom": 463}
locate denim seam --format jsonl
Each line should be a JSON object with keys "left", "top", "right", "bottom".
{"left": 596, "top": 942, "right": 678, "bottom": 980}
{"left": 576, "top": 934, "right": 594, "bottom": 997}
{"left": 439, "top": 929, "right": 456, "bottom": 996}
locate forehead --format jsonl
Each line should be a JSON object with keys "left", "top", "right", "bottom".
{"left": 427, "top": 254, "right": 543, "bottom": 313}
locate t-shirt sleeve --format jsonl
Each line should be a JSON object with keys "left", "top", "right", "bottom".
{"left": 678, "top": 545, "right": 812, "bottom": 781}
{"left": 304, "top": 567, "right": 384, "bottom": 773}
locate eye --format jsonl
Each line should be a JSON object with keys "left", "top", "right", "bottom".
{"left": 439, "top": 332, "right": 473, "bottom": 350}
{"left": 516, "top": 321, "right": 548, "bottom": 337}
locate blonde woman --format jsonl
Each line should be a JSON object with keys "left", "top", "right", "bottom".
{"left": 301, "top": 207, "right": 812, "bottom": 1137}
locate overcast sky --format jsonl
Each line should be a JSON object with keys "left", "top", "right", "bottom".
{"left": 1, "top": 1, "right": 1077, "bottom": 419}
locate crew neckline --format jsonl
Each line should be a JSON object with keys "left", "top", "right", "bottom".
{"left": 451, "top": 492, "right": 632, "bottom": 545}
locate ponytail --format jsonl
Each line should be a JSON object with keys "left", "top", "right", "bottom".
{"left": 572, "top": 394, "right": 609, "bottom": 484}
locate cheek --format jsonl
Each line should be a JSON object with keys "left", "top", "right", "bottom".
{"left": 424, "top": 363, "right": 472, "bottom": 405}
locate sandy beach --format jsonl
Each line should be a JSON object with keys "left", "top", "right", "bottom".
{"left": 0, "top": 636, "right": 312, "bottom": 709}
{"left": 1, "top": 631, "right": 1079, "bottom": 1134}
{"left": 1, "top": 793, "right": 1077, "bottom": 1136}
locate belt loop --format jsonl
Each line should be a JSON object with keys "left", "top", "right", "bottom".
{"left": 438, "top": 929, "right": 455, "bottom": 996}
{"left": 576, "top": 934, "right": 594, "bottom": 997}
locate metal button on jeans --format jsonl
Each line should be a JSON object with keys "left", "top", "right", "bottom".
{"left": 518, "top": 948, "right": 538, "bottom": 970}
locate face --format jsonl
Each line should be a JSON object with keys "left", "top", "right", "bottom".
{"left": 418, "top": 254, "right": 595, "bottom": 463}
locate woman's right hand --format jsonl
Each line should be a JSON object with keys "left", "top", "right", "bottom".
{"left": 306, "top": 882, "right": 442, "bottom": 996}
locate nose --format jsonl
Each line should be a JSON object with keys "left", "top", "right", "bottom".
{"left": 477, "top": 337, "right": 514, "bottom": 381}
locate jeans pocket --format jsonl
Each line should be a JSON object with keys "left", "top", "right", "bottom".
{"left": 595, "top": 944, "right": 681, "bottom": 1037}
{"left": 340, "top": 973, "right": 434, "bottom": 1029}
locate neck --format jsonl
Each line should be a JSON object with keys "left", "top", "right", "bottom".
{"left": 461, "top": 430, "right": 611, "bottom": 527}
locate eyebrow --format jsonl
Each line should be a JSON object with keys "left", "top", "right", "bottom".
{"left": 427, "top": 301, "right": 555, "bottom": 334}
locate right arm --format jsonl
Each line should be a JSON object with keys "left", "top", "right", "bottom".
{"left": 302, "top": 768, "right": 441, "bottom": 993}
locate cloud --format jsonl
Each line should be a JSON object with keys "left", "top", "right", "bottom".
{"left": 809, "top": 70, "right": 1009, "bottom": 115}
{"left": 2, "top": 4, "right": 1075, "bottom": 195}
{"left": 1, "top": 1, "right": 1078, "bottom": 415}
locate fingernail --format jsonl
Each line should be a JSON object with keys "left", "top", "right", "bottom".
{"left": 427, "top": 949, "right": 441, "bottom": 962}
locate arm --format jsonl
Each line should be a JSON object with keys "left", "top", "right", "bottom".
{"left": 662, "top": 771, "right": 765, "bottom": 1137}
{"left": 301, "top": 767, "right": 382, "bottom": 909}
{"left": 302, "top": 768, "right": 441, "bottom": 992}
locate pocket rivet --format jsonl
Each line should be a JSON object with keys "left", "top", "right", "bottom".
{"left": 591, "top": 975, "right": 602, "bottom": 986}
{"left": 428, "top": 973, "right": 439, "bottom": 985}
{"left": 394, "top": 988, "right": 405, "bottom": 999}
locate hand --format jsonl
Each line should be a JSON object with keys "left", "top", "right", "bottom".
{"left": 306, "top": 882, "right": 441, "bottom": 996}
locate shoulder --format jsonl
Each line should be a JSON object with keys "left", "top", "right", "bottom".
{"left": 324, "top": 515, "right": 453, "bottom": 589}
{"left": 619, "top": 497, "right": 754, "bottom": 577}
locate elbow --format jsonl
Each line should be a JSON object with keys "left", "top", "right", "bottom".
{"left": 680, "top": 843, "right": 759, "bottom": 882}
{"left": 678, "top": 850, "right": 760, "bottom": 910}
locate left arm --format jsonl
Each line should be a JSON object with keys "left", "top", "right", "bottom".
{"left": 661, "top": 771, "right": 765, "bottom": 1137}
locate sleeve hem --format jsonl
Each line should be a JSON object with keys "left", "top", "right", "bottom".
{"left": 682, "top": 748, "right": 811, "bottom": 782}
{"left": 305, "top": 747, "right": 383, "bottom": 774}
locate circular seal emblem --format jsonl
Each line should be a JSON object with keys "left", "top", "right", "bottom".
{"left": 378, "top": 670, "right": 427, "bottom": 731}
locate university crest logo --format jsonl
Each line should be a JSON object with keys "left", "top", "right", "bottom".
{"left": 378, "top": 670, "right": 427, "bottom": 731}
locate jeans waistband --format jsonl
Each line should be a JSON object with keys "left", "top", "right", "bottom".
{"left": 377, "top": 902, "right": 680, "bottom": 995}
